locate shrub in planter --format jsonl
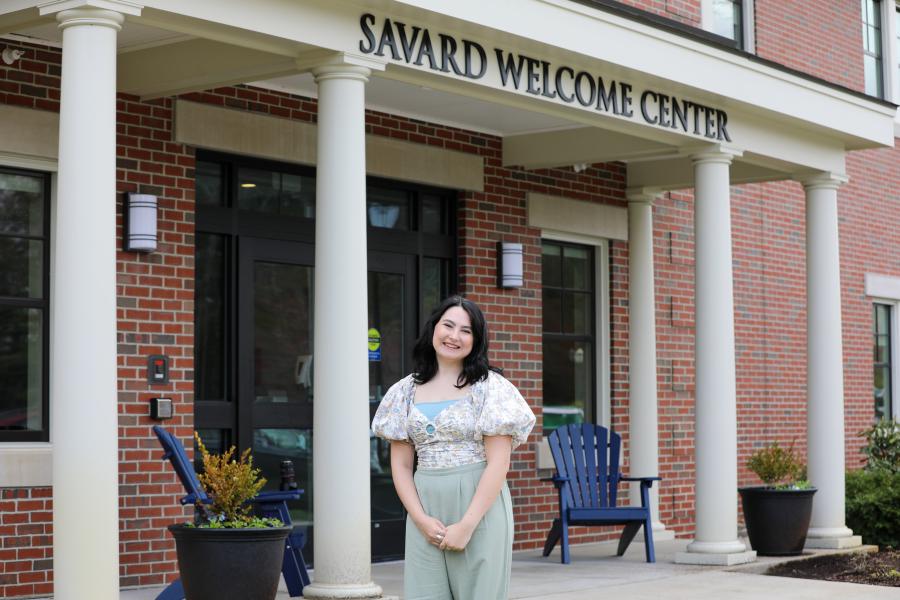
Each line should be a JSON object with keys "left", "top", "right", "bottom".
{"left": 168, "top": 433, "right": 291, "bottom": 600}
{"left": 739, "top": 441, "right": 816, "bottom": 556}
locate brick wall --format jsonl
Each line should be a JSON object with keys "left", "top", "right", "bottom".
{"left": 115, "top": 91, "right": 196, "bottom": 589}
{"left": 616, "top": 0, "right": 702, "bottom": 27}
{"left": 0, "top": 40, "right": 57, "bottom": 599}
{"left": 754, "top": 0, "right": 865, "bottom": 92}
{"left": 0, "top": 489, "right": 52, "bottom": 598}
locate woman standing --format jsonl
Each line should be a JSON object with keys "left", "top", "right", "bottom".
{"left": 372, "top": 296, "right": 535, "bottom": 599}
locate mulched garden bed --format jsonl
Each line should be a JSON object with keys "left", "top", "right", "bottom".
{"left": 766, "top": 550, "right": 900, "bottom": 587}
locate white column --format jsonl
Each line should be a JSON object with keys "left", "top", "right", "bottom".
{"left": 47, "top": 7, "right": 126, "bottom": 599}
{"left": 626, "top": 189, "right": 671, "bottom": 540}
{"left": 803, "top": 174, "right": 861, "bottom": 549}
{"left": 303, "top": 53, "right": 390, "bottom": 600}
{"left": 676, "top": 148, "right": 755, "bottom": 565}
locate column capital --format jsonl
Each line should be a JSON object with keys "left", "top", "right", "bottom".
{"left": 797, "top": 171, "right": 849, "bottom": 192}
{"left": 39, "top": 0, "right": 141, "bottom": 20}
{"left": 297, "top": 50, "right": 387, "bottom": 83}
{"left": 626, "top": 187, "right": 662, "bottom": 205}
{"left": 689, "top": 144, "right": 743, "bottom": 166}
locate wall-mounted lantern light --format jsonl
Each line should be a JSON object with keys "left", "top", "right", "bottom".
{"left": 125, "top": 193, "right": 157, "bottom": 252}
{"left": 497, "top": 242, "right": 524, "bottom": 288}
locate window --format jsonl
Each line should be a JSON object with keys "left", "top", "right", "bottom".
{"left": 895, "top": 3, "right": 900, "bottom": 98}
{"left": 541, "top": 240, "right": 595, "bottom": 433}
{"left": 874, "top": 303, "right": 893, "bottom": 420}
{"left": 712, "top": 0, "right": 743, "bottom": 46}
{"left": 0, "top": 168, "right": 50, "bottom": 441}
{"left": 863, "top": 0, "right": 885, "bottom": 97}
{"left": 702, "top": 0, "right": 752, "bottom": 50}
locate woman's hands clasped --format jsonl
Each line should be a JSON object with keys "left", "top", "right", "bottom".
{"left": 414, "top": 515, "right": 476, "bottom": 551}
{"left": 414, "top": 515, "right": 448, "bottom": 548}
{"left": 438, "top": 521, "right": 475, "bottom": 552}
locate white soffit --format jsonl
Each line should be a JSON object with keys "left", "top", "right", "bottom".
{"left": 132, "top": 0, "right": 893, "bottom": 151}
{"left": 255, "top": 73, "right": 575, "bottom": 137}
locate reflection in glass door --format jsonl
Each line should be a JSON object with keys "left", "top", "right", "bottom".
{"left": 238, "top": 238, "right": 315, "bottom": 543}
{"left": 368, "top": 252, "right": 416, "bottom": 560}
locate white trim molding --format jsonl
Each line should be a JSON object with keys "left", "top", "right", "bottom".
{"left": 0, "top": 443, "right": 52, "bottom": 487}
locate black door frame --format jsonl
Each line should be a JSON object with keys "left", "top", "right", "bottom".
{"left": 193, "top": 150, "right": 457, "bottom": 562}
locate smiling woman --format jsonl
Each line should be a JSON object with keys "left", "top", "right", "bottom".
{"left": 372, "top": 295, "right": 535, "bottom": 599}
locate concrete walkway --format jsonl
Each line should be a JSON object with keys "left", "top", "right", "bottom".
{"left": 113, "top": 538, "right": 894, "bottom": 600}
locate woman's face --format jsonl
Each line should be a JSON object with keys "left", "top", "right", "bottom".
{"left": 432, "top": 305, "right": 475, "bottom": 364}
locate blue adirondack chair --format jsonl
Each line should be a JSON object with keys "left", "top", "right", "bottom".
{"left": 152, "top": 425, "right": 310, "bottom": 599}
{"left": 542, "top": 423, "right": 660, "bottom": 564}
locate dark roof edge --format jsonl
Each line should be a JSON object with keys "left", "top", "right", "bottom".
{"left": 570, "top": 0, "right": 898, "bottom": 110}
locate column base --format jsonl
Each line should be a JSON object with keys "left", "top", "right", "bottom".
{"left": 302, "top": 582, "right": 393, "bottom": 599}
{"left": 804, "top": 535, "right": 863, "bottom": 550}
{"left": 675, "top": 538, "right": 756, "bottom": 565}
{"left": 675, "top": 549, "right": 757, "bottom": 566}
{"left": 805, "top": 526, "right": 861, "bottom": 549}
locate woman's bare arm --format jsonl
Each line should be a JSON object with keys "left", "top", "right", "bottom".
{"left": 390, "top": 441, "right": 446, "bottom": 545}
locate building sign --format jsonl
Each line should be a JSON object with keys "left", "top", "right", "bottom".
{"left": 359, "top": 13, "right": 731, "bottom": 142}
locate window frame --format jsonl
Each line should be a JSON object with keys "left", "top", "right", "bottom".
{"left": 701, "top": 0, "right": 755, "bottom": 52}
{"left": 873, "top": 302, "right": 895, "bottom": 420}
{"left": 866, "top": 273, "right": 900, "bottom": 422}
{"left": 0, "top": 165, "right": 51, "bottom": 443}
{"left": 862, "top": 0, "right": 886, "bottom": 98}
{"left": 540, "top": 233, "right": 611, "bottom": 432}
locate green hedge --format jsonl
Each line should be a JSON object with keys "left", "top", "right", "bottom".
{"left": 845, "top": 468, "right": 900, "bottom": 549}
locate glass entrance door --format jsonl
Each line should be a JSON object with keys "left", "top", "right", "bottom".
{"left": 368, "top": 251, "right": 416, "bottom": 559}
{"left": 237, "top": 237, "right": 315, "bottom": 540}
{"left": 206, "top": 239, "right": 415, "bottom": 562}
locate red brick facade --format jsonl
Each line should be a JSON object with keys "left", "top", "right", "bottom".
{"left": 0, "top": 0, "right": 895, "bottom": 596}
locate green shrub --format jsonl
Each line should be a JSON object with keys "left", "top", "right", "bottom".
{"left": 747, "top": 441, "right": 805, "bottom": 487}
{"left": 194, "top": 431, "right": 275, "bottom": 527}
{"left": 860, "top": 419, "right": 900, "bottom": 472}
{"left": 845, "top": 468, "right": 900, "bottom": 549}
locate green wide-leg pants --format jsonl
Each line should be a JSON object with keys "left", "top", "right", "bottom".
{"left": 404, "top": 461, "right": 513, "bottom": 600}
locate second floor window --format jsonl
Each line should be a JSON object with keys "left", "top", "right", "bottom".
{"left": 712, "top": 0, "right": 744, "bottom": 47}
{"left": 862, "top": 0, "right": 885, "bottom": 97}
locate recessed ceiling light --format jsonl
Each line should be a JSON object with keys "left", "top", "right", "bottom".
{"left": 240, "top": 183, "right": 257, "bottom": 188}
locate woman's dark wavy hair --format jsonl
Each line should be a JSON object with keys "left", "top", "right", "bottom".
{"left": 413, "top": 295, "right": 501, "bottom": 387}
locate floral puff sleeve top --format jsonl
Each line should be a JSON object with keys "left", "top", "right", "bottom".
{"left": 371, "top": 371, "right": 536, "bottom": 469}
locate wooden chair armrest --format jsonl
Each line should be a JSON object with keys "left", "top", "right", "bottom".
{"left": 620, "top": 476, "right": 661, "bottom": 482}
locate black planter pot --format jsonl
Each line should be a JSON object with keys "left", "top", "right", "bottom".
{"left": 739, "top": 486, "right": 816, "bottom": 556}
{"left": 168, "top": 524, "right": 291, "bottom": 600}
